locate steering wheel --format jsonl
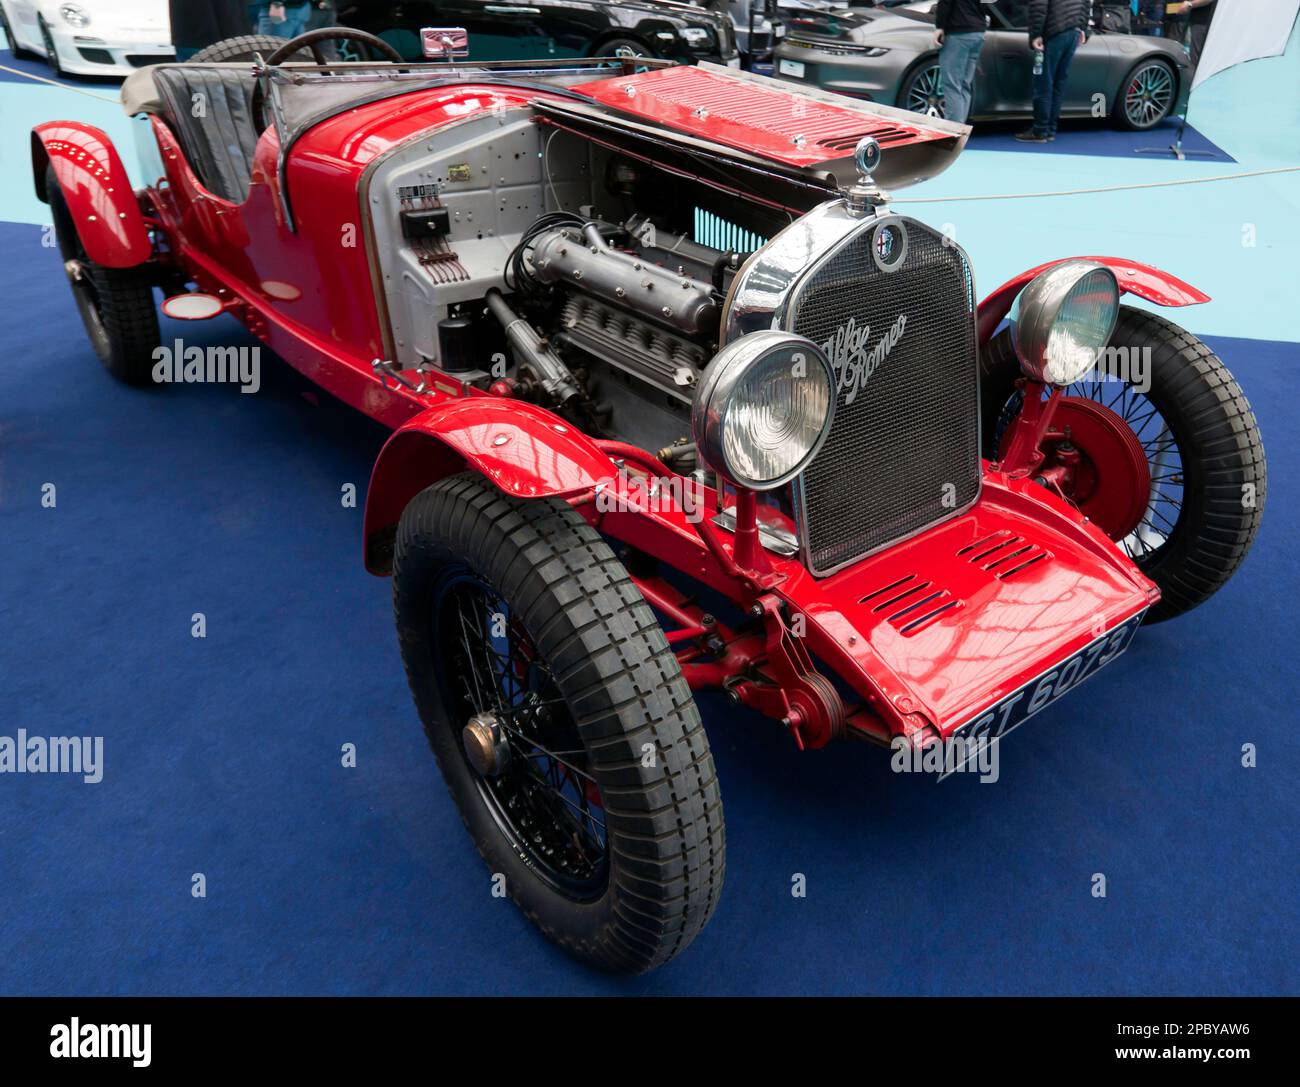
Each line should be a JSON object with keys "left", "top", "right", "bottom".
{"left": 252, "top": 27, "right": 407, "bottom": 134}
{"left": 265, "top": 26, "right": 405, "bottom": 66}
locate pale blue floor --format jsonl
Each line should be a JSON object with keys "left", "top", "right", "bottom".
{"left": 2, "top": 27, "right": 1297, "bottom": 344}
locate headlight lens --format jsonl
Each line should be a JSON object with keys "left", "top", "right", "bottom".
{"left": 59, "top": 4, "right": 90, "bottom": 27}
{"left": 693, "top": 331, "right": 835, "bottom": 491}
{"left": 680, "top": 26, "right": 713, "bottom": 49}
{"left": 1010, "top": 261, "right": 1120, "bottom": 386}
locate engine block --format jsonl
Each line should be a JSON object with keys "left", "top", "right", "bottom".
{"left": 557, "top": 295, "right": 709, "bottom": 403}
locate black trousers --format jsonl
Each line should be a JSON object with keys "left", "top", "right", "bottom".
{"left": 169, "top": 0, "right": 251, "bottom": 54}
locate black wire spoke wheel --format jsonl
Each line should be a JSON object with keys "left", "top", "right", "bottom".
{"left": 981, "top": 306, "right": 1265, "bottom": 622}
{"left": 433, "top": 571, "right": 608, "bottom": 897}
{"left": 394, "top": 473, "right": 724, "bottom": 972}
{"left": 902, "top": 63, "right": 945, "bottom": 118}
{"left": 992, "top": 378, "right": 1184, "bottom": 561}
{"left": 1059, "top": 375, "right": 1183, "bottom": 560}
{"left": 1120, "top": 59, "right": 1175, "bottom": 129}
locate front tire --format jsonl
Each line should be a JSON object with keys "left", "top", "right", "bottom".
{"left": 1, "top": 3, "right": 37, "bottom": 58}
{"left": 47, "top": 166, "right": 160, "bottom": 385}
{"left": 393, "top": 473, "right": 725, "bottom": 973}
{"left": 1115, "top": 58, "right": 1176, "bottom": 130}
{"left": 981, "top": 305, "right": 1265, "bottom": 622}
{"left": 898, "top": 59, "right": 945, "bottom": 118}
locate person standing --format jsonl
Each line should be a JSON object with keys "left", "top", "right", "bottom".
{"left": 169, "top": 0, "right": 250, "bottom": 61}
{"left": 1178, "top": 0, "right": 1217, "bottom": 67}
{"left": 1140, "top": 0, "right": 1166, "bottom": 36}
{"left": 1017, "top": 0, "right": 1091, "bottom": 143}
{"left": 933, "top": 0, "right": 990, "bottom": 124}
{"left": 307, "top": 1, "right": 338, "bottom": 34}
{"left": 253, "top": 1, "right": 313, "bottom": 39}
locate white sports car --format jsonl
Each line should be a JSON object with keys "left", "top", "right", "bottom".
{"left": 0, "top": 0, "right": 172, "bottom": 78}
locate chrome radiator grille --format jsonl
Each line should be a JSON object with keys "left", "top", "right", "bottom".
{"left": 788, "top": 218, "right": 980, "bottom": 575}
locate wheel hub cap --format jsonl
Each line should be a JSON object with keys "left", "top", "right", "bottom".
{"left": 463, "top": 712, "right": 509, "bottom": 777}
{"left": 1043, "top": 396, "right": 1152, "bottom": 541}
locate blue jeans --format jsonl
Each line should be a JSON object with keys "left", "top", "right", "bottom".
{"left": 939, "top": 31, "right": 984, "bottom": 124}
{"left": 1143, "top": 1, "right": 1165, "bottom": 35}
{"left": 1032, "top": 29, "right": 1081, "bottom": 137}
{"left": 256, "top": 3, "right": 312, "bottom": 39}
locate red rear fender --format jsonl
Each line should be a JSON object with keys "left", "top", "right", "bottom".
{"left": 32, "top": 122, "right": 152, "bottom": 269}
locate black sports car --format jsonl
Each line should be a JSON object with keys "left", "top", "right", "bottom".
{"left": 774, "top": 0, "right": 1191, "bottom": 129}
{"left": 336, "top": 0, "right": 741, "bottom": 66}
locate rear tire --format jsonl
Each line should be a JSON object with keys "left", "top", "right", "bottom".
{"left": 393, "top": 473, "right": 725, "bottom": 973}
{"left": 47, "top": 166, "right": 160, "bottom": 386}
{"left": 980, "top": 305, "right": 1265, "bottom": 622}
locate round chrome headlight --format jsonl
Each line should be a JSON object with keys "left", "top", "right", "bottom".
{"left": 1010, "top": 260, "right": 1120, "bottom": 386}
{"left": 692, "top": 331, "right": 835, "bottom": 491}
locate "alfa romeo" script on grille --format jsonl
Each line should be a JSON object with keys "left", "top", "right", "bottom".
{"left": 821, "top": 313, "right": 907, "bottom": 405}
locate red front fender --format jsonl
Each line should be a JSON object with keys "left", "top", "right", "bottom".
{"left": 363, "top": 398, "right": 620, "bottom": 574}
{"left": 32, "top": 122, "right": 152, "bottom": 269}
{"left": 977, "top": 256, "right": 1210, "bottom": 344}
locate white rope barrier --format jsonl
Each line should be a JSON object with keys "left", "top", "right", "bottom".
{"left": 892, "top": 165, "right": 1300, "bottom": 203}
{"left": 0, "top": 62, "right": 120, "bottom": 103}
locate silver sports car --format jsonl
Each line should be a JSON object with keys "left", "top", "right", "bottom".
{"left": 773, "top": 0, "right": 1191, "bottom": 130}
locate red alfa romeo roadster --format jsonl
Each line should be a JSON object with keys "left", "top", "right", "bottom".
{"left": 34, "top": 27, "right": 1265, "bottom": 972}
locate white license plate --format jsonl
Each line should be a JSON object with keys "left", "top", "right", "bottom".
{"left": 778, "top": 58, "right": 805, "bottom": 78}
{"left": 726, "top": 56, "right": 741, "bottom": 68}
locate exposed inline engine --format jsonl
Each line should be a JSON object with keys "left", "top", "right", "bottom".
{"left": 486, "top": 212, "right": 750, "bottom": 463}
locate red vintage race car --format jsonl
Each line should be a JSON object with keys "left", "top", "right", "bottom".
{"left": 33, "top": 26, "right": 1265, "bottom": 973}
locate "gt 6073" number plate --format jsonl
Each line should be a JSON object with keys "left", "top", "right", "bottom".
{"left": 949, "top": 609, "right": 1147, "bottom": 749}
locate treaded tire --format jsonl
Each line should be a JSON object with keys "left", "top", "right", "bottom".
{"left": 896, "top": 57, "right": 945, "bottom": 118}
{"left": 46, "top": 166, "right": 160, "bottom": 386}
{"left": 980, "top": 305, "right": 1266, "bottom": 623}
{"left": 393, "top": 473, "right": 725, "bottom": 973}
{"left": 1113, "top": 57, "right": 1177, "bottom": 131}
{"left": 190, "top": 35, "right": 305, "bottom": 63}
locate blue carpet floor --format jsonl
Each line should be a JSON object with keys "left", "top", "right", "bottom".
{"left": 966, "top": 116, "right": 1233, "bottom": 161}
{"left": 1, "top": 218, "right": 1296, "bottom": 995}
